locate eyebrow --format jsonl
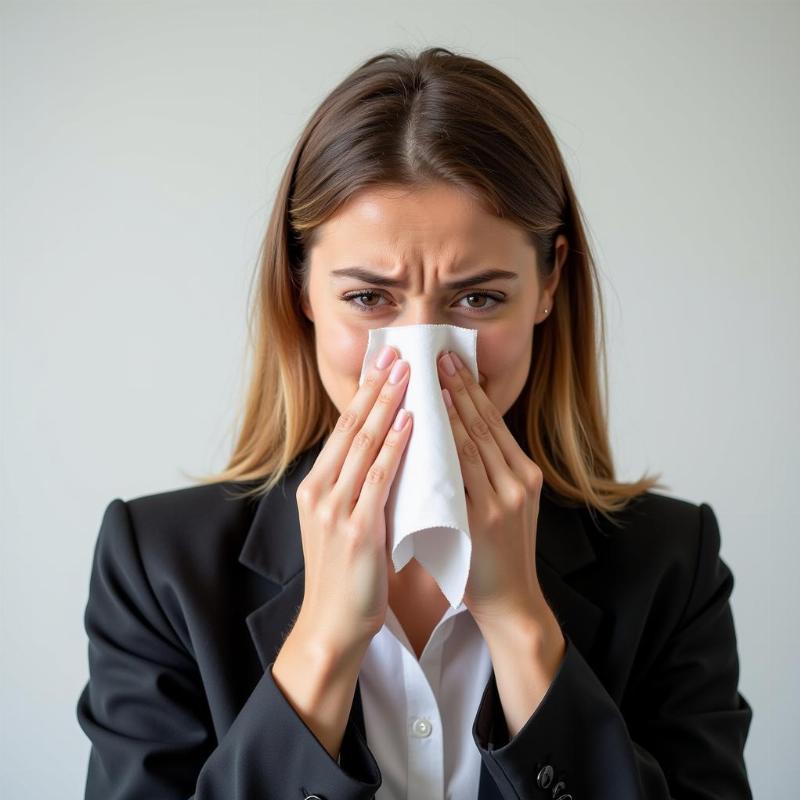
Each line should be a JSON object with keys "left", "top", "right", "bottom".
{"left": 329, "top": 267, "right": 519, "bottom": 291}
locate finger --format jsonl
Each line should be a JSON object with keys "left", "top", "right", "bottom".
{"left": 440, "top": 384, "right": 491, "bottom": 504}
{"left": 311, "top": 346, "right": 399, "bottom": 489}
{"left": 352, "top": 403, "right": 413, "bottom": 537}
{"left": 440, "top": 350, "right": 533, "bottom": 485}
{"left": 334, "top": 356, "right": 411, "bottom": 510}
{"left": 438, "top": 351, "right": 531, "bottom": 488}
{"left": 438, "top": 351, "right": 513, "bottom": 497}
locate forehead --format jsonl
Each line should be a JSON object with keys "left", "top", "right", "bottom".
{"left": 310, "top": 183, "right": 533, "bottom": 267}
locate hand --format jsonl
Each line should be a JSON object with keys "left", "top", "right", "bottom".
{"left": 294, "top": 346, "right": 413, "bottom": 660}
{"left": 437, "top": 349, "right": 552, "bottom": 631}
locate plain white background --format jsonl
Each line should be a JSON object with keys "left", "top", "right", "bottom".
{"left": 1, "top": 1, "right": 797, "bottom": 797}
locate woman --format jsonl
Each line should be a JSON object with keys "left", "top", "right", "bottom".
{"left": 76, "top": 47, "right": 753, "bottom": 799}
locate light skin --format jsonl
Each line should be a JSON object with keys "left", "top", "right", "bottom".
{"left": 300, "top": 181, "right": 570, "bottom": 738}
{"left": 301, "top": 181, "right": 565, "bottom": 419}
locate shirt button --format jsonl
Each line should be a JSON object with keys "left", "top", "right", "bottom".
{"left": 411, "top": 717, "right": 433, "bottom": 737}
{"left": 551, "top": 780, "right": 567, "bottom": 796}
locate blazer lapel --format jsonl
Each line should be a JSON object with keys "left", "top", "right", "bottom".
{"left": 535, "top": 485, "right": 604, "bottom": 659}
{"left": 238, "top": 442, "right": 318, "bottom": 671}
{"left": 238, "top": 438, "right": 604, "bottom": 792}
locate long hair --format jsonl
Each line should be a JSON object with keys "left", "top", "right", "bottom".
{"left": 186, "top": 46, "right": 667, "bottom": 524}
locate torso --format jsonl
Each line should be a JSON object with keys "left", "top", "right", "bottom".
{"left": 388, "top": 559, "right": 452, "bottom": 661}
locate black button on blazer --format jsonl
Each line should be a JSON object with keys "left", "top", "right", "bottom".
{"left": 76, "top": 438, "right": 754, "bottom": 798}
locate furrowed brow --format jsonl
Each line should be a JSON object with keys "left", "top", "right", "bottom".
{"left": 329, "top": 267, "right": 518, "bottom": 291}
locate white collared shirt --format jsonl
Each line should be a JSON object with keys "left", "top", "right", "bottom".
{"left": 357, "top": 599, "right": 494, "bottom": 799}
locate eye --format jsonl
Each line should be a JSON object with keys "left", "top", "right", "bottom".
{"left": 340, "top": 290, "right": 506, "bottom": 314}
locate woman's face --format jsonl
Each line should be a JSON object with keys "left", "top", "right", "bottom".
{"left": 301, "top": 182, "right": 566, "bottom": 416}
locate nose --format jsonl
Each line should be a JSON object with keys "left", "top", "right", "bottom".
{"left": 390, "top": 313, "right": 486, "bottom": 388}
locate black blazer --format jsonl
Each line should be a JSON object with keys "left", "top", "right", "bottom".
{"left": 76, "top": 438, "right": 753, "bottom": 799}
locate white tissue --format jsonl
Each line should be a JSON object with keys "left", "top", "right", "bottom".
{"left": 358, "top": 323, "right": 479, "bottom": 609}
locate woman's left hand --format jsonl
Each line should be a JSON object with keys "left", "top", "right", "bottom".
{"left": 437, "top": 349, "right": 554, "bottom": 633}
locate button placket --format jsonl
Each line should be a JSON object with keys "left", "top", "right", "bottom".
{"left": 400, "top": 638, "right": 443, "bottom": 798}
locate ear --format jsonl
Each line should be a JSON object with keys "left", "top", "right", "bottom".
{"left": 535, "top": 235, "right": 568, "bottom": 324}
{"left": 551, "top": 235, "right": 568, "bottom": 287}
{"left": 543, "top": 234, "right": 568, "bottom": 302}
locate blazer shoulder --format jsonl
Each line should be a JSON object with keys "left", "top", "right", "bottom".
{"left": 125, "top": 479, "right": 262, "bottom": 528}
{"left": 590, "top": 491, "right": 728, "bottom": 624}
{"left": 97, "top": 480, "right": 264, "bottom": 585}
{"left": 597, "top": 489, "right": 712, "bottom": 556}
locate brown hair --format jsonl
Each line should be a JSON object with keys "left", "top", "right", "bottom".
{"left": 185, "top": 46, "right": 667, "bottom": 524}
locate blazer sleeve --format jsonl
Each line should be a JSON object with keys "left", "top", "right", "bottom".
{"left": 76, "top": 498, "right": 382, "bottom": 800}
{"left": 471, "top": 502, "right": 754, "bottom": 799}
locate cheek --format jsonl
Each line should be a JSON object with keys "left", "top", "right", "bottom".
{"left": 315, "top": 319, "right": 369, "bottom": 411}
{"left": 477, "top": 328, "right": 531, "bottom": 380}
{"left": 477, "top": 330, "right": 532, "bottom": 410}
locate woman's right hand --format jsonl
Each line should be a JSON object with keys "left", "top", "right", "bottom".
{"left": 293, "top": 344, "right": 412, "bottom": 660}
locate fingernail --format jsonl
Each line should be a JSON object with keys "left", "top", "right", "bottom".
{"left": 376, "top": 345, "right": 395, "bottom": 370}
{"left": 449, "top": 351, "right": 463, "bottom": 370}
{"left": 440, "top": 352, "right": 456, "bottom": 376}
{"left": 393, "top": 408, "right": 409, "bottom": 430}
{"left": 442, "top": 388, "right": 453, "bottom": 408}
{"left": 388, "top": 359, "right": 409, "bottom": 385}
